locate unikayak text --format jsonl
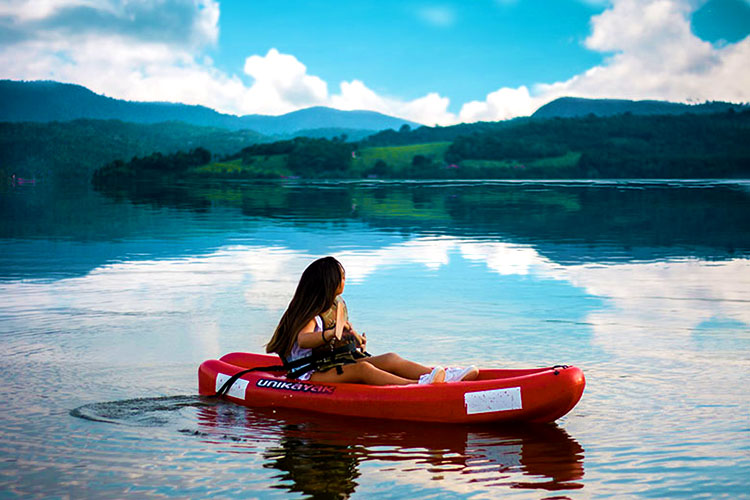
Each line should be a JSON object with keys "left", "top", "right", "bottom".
{"left": 256, "top": 378, "right": 336, "bottom": 394}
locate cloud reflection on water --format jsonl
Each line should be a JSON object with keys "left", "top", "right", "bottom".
{"left": 2, "top": 234, "right": 747, "bottom": 366}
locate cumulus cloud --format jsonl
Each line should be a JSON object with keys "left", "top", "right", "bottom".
{"left": 241, "top": 48, "right": 328, "bottom": 114}
{"left": 0, "top": 0, "right": 218, "bottom": 47}
{"left": 459, "top": 86, "right": 539, "bottom": 122}
{"left": 0, "top": 0, "right": 456, "bottom": 123}
{"left": 0, "top": 0, "right": 748, "bottom": 125}
{"left": 330, "top": 79, "right": 456, "bottom": 125}
{"left": 537, "top": 0, "right": 750, "bottom": 103}
{"left": 460, "top": 0, "right": 750, "bottom": 122}
{"left": 565, "top": 0, "right": 744, "bottom": 113}
{"left": 0, "top": 0, "right": 237, "bottom": 110}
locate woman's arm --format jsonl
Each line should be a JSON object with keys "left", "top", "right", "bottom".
{"left": 297, "top": 319, "right": 336, "bottom": 349}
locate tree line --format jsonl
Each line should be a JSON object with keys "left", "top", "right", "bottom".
{"left": 92, "top": 148, "right": 212, "bottom": 184}
{"left": 227, "top": 136, "right": 353, "bottom": 175}
{"left": 88, "top": 109, "right": 750, "bottom": 182}
{"left": 444, "top": 110, "right": 750, "bottom": 178}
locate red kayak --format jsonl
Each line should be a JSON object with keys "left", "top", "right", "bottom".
{"left": 198, "top": 352, "right": 585, "bottom": 424}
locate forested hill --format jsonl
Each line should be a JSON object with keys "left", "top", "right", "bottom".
{"left": 365, "top": 98, "right": 748, "bottom": 147}
{"left": 364, "top": 110, "right": 750, "bottom": 179}
{"left": 90, "top": 109, "right": 750, "bottom": 182}
{"left": 0, "top": 120, "right": 267, "bottom": 183}
{"left": 5, "top": 80, "right": 749, "bottom": 182}
{"left": 364, "top": 104, "right": 750, "bottom": 153}
{"left": 533, "top": 97, "right": 748, "bottom": 119}
{"left": 0, "top": 80, "right": 420, "bottom": 134}
{"left": 442, "top": 110, "right": 750, "bottom": 178}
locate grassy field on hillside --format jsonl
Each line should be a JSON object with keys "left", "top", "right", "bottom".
{"left": 186, "top": 144, "right": 585, "bottom": 179}
{"left": 353, "top": 142, "right": 451, "bottom": 176}
{"left": 189, "top": 142, "right": 454, "bottom": 179}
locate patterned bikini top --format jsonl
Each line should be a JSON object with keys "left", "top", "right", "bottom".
{"left": 320, "top": 295, "right": 348, "bottom": 332}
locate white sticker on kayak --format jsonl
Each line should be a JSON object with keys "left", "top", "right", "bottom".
{"left": 465, "top": 387, "right": 522, "bottom": 414}
{"left": 215, "top": 373, "right": 249, "bottom": 400}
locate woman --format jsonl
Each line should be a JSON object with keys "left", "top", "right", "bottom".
{"left": 266, "top": 256, "right": 478, "bottom": 385}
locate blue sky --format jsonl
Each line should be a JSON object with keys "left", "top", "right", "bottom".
{"left": 214, "top": 0, "right": 606, "bottom": 109}
{"left": 0, "top": 0, "right": 748, "bottom": 124}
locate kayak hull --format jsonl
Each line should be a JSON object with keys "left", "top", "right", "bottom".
{"left": 198, "top": 352, "right": 585, "bottom": 424}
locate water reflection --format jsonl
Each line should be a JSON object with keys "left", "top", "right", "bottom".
{"left": 90, "top": 180, "right": 750, "bottom": 263}
{"left": 2, "top": 234, "right": 747, "bottom": 369}
{"left": 3, "top": 180, "right": 750, "bottom": 497}
{"left": 194, "top": 404, "right": 585, "bottom": 498}
{"left": 71, "top": 396, "right": 585, "bottom": 497}
{"left": 2, "top": 181, "right": 749, "bottom": 282}
{"left": 264, "top": 433, "right": 360, "bottom": 498}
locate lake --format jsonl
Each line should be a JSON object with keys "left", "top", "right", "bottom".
{"left": 1, "top": 179, "right": 749, "bottom": 498}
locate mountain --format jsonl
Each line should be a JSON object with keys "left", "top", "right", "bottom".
{"left": 0, "top": 80, "right": 421, "bottom": 134}
{"left": 533, "top": 97, "right": 748, "bottom": 119}
{"left": 236, "top": 107, "right": 420, "bottom": 135}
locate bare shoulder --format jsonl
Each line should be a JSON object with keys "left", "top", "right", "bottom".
{"left": 298, "top": 318, "right": 317, "bottom": 335}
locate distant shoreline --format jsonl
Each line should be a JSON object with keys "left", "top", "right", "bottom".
{"left": 3, "top": 103, "right": 748, "bottom": 184}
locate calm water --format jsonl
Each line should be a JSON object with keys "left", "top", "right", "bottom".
{"left": 1, "top": 179, "right": 749, "bottom": 498}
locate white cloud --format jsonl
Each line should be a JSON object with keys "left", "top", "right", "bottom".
{"left": 242, "top": 48, "right": 328, "bottom": 114}
{"left": 460, "top": 0, "right": 750, "bottom": 123}
{"left": 0, "top": 0, "right": 748, "bottom": 125}
{"left": 330, "top": 79, "right": 386, "bottom": 111}
{"left": 1, "top": 0, "right": 219, "bottom": 47}
{"left": 545, "top": 0, "right": 741, "bottom": 102}
{"left": 6, "top": 235, "right": 746, "bottom": 365}
{"left": 0, "top": 1, "right": 102, "bottom": 22}
{"left": 458, "top": 85, "right": 539, "bottom": 122}
{"left": 401, "top": 92, "right": 456, "bottom": 126}
{"left": 331, "top": 79, "right": 456, "bottom": 126}
{"left": 0, "top": 0, "right": 238, "bottom": 111}
{"left": 0, "top": 1, "right": 455, "bottom": 124}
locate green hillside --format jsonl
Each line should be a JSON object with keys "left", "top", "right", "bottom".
{"left": 90, "top": 109, "right": 750, "bottom": 183}
{"left": 445, "top": 110, "right": 750, "bottom": 178}
{"left": 0, "top": 119, "right": 267, "bottom": 183}
{"left": 352, "top": 142, "right": 452, "bottom": 177}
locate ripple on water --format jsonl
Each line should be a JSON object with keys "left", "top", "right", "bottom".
{"left": 60, "top": 396, "right": 588, "bottom": 497}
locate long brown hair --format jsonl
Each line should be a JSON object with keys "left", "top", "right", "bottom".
{"left": 266, "top": 256, "right": 344, "bottom": 358}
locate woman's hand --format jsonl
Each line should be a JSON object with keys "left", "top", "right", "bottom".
{"left": 345, "top": 322, "right": 366, "bottom": 350}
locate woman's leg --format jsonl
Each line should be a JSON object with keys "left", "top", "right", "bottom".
{"left": 361, "top": 352, "right": 432, "bottom": 380}
{"left": 309, "top": 360, "right": 415, "bottom": 386}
